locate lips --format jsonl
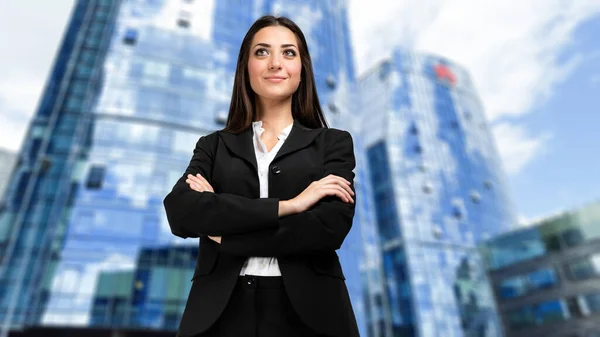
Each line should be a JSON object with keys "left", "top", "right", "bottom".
{"left": 265, "top": 76, "right": 287, "bottom": 83}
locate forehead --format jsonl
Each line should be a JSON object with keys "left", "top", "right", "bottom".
{"left": 251, "top": 26, "right": 298, "bottom": 46}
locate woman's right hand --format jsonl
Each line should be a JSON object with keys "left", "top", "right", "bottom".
{"left": 286, "top": 174, "right": 354, "bottom": 215}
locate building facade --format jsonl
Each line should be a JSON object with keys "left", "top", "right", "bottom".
{"left": 0, "top": 0, "right": 364, "bottom": 335}
{"left": 483, "top": 201, "right": 600, "bottom": 337}
{"left": 0, "top": 149, "right": 17, "bottom": 201}
{"left": 90, "top": 245, "right": 197, "bottom": 330}
{"left": 0, "top": 1, "right": 121, "bottom": 333}
{"left": 356, "top": 49, "right": 516, "bottom": 337}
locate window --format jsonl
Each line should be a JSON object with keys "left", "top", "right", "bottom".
{"left": 123, "top": 28, "right": 138, "bottom": 45}
{"left": 506, "top": 306, "right": 534, "bottom": 329}
{"left": 215, "top": 111, "right": 227, "bottom": 125}
{"left": 409, "top": 123, "right": 418, "bottom": 135}
{"left": 565, "top": 297, "right": 584, "bottom": 318}
{"left": 414, "top": 144, "right": 422, "bottom": 154}
{"left": 177, "top": 18, "right": 190, "bottom": 28}
{"left": 470, "top": 190, "right": 480, "bottom": 203}
{"left": 561, "top": 228, "right": 585, "bottom": 247}
{"left": 543, "top": 234, "right": 561, "bottom": 251}
{"left": 452, "top": 206, "right": 462, "bottom": 219}
{"left": 144, "top": 60, "right": 170, "bottom": 79}
{"left": 528, "top": 268, "right": 557, "bottom": 290}
{"left": 566, "top": 254, "right": 600, "bottom": 281}
{"left": 535, "top": 300, "right": 568, "bottom": 325}
{"left": 326, "top": 74, "right": 336, "bottom": 88}
{"left": 422, "top": 183, "right": 432, "bottom": 194}
{"left": 484, "top": 180, "right": 493, "bottom": 190}
{"left": 497, "top": 268, "right": 558, "bottom": 299}
{"left": 585, "top": 292, "right": 600, "bottom": 313}
{"left": 178, "top": 11, "right": 191, "bottom": 28}
{"left": 328, "top": 102, "right": 339, "bottom": 114}
{"left": 86, "top": 165, "right": 105, "bottom": 189}
{"left": 506, "top": 300, "right": 569, "bottom": 329}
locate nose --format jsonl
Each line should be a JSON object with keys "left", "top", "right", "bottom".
{"left": 269, "top": 55, "right": 281, "bottom": 70}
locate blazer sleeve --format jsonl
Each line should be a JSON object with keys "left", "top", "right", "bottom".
{"left": 163, "top": 133, "right": 279, "bottom": 238}
{"left": 219, "top": 129, "right": 356, "bottom": 257}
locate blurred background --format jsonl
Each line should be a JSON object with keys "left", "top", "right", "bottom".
{"left": 0, "top": 1, "right": 599, "bottom": 336}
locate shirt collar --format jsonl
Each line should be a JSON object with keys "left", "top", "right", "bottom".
{"left": 252, "top": 120, "right": 294, "bottom": 140}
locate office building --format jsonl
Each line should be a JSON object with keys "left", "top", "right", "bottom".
{"left": 356, "top": 49, "right": 516, "bottom": 337}
{"left": 483, "top": 201, "right": 600, "bottom": 337}
{"left": 0, "top": 0, "right": 364, "bottom": 335}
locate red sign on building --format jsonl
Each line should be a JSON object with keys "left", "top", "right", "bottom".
{"left": 434, "top": 64, "right": 456, "bottom": 86}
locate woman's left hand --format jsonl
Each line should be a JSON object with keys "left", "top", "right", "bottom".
{"left": 186, "top": 174, "right": 221, "bottom": 243}
{"left": 186, "top": 173, "right": 214, "bottom": 193}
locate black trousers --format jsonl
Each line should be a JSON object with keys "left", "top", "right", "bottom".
{"left": 196, "top": 275, "right": 324, "bottom": 337}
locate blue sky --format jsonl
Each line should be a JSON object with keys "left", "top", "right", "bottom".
{"left": 0, "top": 1, "right": 599, "bottom": 225}
{"left": 505, "top": 15, "right": 600, "bottom": 222}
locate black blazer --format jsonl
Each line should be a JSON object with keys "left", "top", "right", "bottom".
{"left": 163, "top": 119, "right": 360, "bottom": 337}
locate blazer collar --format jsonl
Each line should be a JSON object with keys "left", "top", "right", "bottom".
{"left": 217, "top": 119, "right": 325, "bottom": 173}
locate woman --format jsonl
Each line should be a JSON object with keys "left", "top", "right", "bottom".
{"left": 164, "top": 15, "right": 359, "bottom": 337}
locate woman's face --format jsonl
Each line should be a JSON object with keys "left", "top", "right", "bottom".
{"left": 247, "top": 26, "right": 302, "bottom": 103}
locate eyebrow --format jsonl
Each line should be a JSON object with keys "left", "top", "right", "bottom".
{"left": 253, "top": 43, "right": 298, "bottom": 49}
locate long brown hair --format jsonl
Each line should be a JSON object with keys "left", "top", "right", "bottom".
{"left": 222, "top": 15, "right": 328, "bottom": 133}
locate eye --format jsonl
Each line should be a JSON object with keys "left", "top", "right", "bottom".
{"left": 284, "top": 49, "right": 297, "bottom": 57}
{"left": 255, "top": 48, "right": 268, "bottom": 56}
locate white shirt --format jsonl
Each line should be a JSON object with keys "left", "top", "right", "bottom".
{"left": 238, "top": 120, "right": 294, "bottom": 276}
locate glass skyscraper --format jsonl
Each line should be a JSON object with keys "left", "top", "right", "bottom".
{"left": 0, "top": 1, "right": 121, "bottom": 332}
{"left": 0, "top": 0, "right": 364, "bottom": 335}
{"left": 356, "top": 49, "right": 516, "bottom": 337}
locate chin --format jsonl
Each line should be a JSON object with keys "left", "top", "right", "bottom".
{"left": 257, "top": 90, "right": 295, "bottom": 101}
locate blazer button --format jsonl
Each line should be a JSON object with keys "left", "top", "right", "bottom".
{"left": 271, "top": 165, "right": 281, "bottom": 174}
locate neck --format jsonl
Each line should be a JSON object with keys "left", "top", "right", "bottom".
{"left": 255, "top": 97, "right": 294, "bottom": 133}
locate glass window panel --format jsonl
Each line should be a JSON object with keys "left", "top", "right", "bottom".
{"left": 506, "top": 306, "right": 534, "bottom": 329}
{"left": 528, "top": 268, "right": 557, "bottom": 290}
{"left": 585, "top": 292, "right": 600, "bottom": 313}
{"left": 566, "top": 253, "right": 600, "bottom": 281}
{"left": 498, "top": 276, "right": 526, "bottom": 299}
{"left": 123, "top": 28, "right": 138, "bottom": 45}
{"left": 561, "top": 227, "right": 585, "bottom": 247}
{"left": 484, "top": 229, "right": 545, "bottom": 270}
{"left": 535, "top": 300, "right": 568, "bottom": 325}
{"left": 86, "top": 165, "right": 105, "bottom": 189}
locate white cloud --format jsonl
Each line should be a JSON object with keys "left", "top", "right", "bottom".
{"left": 0, "top": 1, "right": 75, "bottom": 151}
{"left": 348, "top": 0, "right": 600, "bottom": 122}
{"left": 492, "top": 122, "right": 552, "bottom": 174}
{"left": 0, "top": 80, "right": 45, "bottom": 151}
{"left": 348, "top": 0, "right": 600, "bottom": 174}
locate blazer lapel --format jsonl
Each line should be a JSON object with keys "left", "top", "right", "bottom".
{"left": 217, "top": 119, "right": 325, "bottom": 173}
{"left": 272, "top": 120, "right": 325, "bottom": 163}
{"left": 217, "top": 125, "right": 258, "bottom": 173}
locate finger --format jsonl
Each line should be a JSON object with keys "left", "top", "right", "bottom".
{"left": 322, "top": 181, "right": 353, "bottom": 199}
{"left": 186, "top": 179, "right": 205, "bottom": 192}
{"left": 321, "top": 174, "right": 351, "bottom": 187}
{"left": 331, "top": 187, "right": 353, "bottom": 203}
{"left": 195, "top": 173, "right": 210, "bottom": 184}
{"left": 196, "top": 174, "right": 215, "bottom": 192}
{"left": 193, "top": 174, "right": 215, "bottom": 192}
{"left": 187, "top": 176, "right": 209, "bottom": 190}
{"left": 332, "top": 184, "right": 354, "bottom": 203}
{"left": 321, "top": 186, "right": 353, "bottom": 203}
{"left": 187, "top": 174, "right": 204, "bottom": 184}
{"left": 333, "top": 179, "right": 354, "bottom": 196}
